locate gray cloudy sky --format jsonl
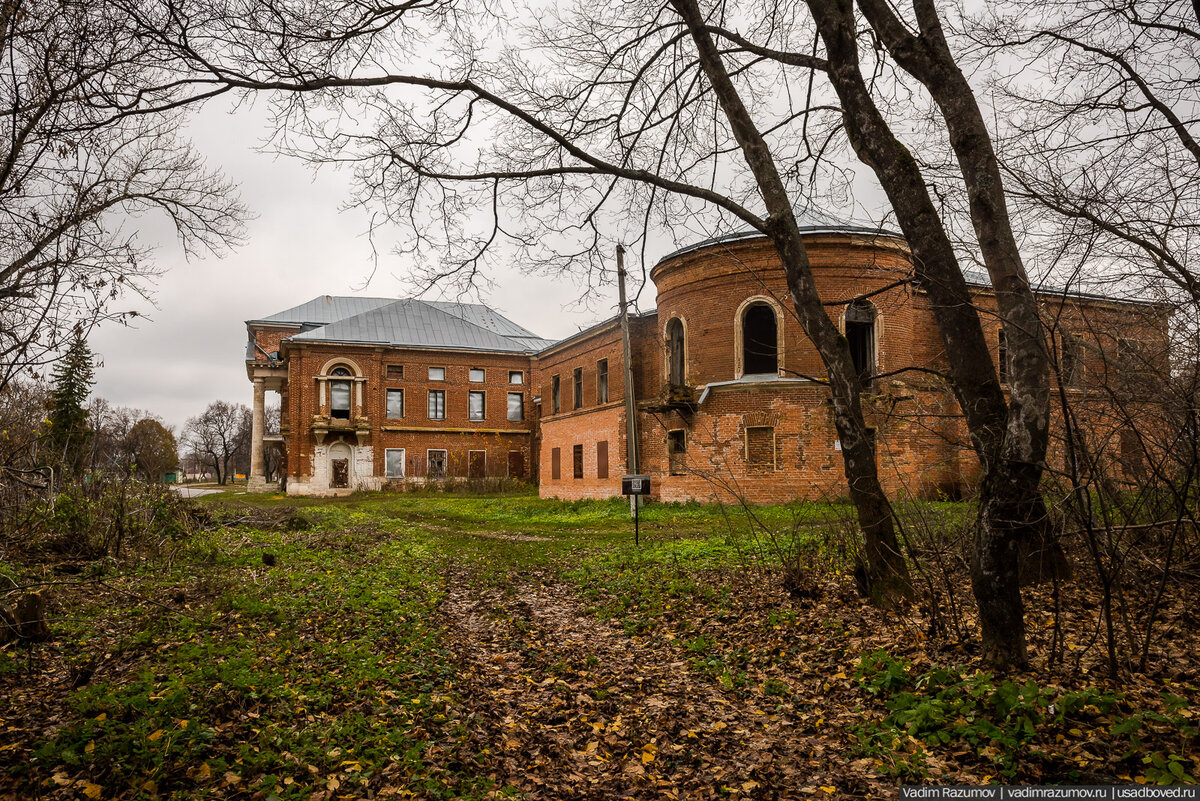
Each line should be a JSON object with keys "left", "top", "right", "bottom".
{"left": 88, "top": 100, "right": 633, "bottom": 434}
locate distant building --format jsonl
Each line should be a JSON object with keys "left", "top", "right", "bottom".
{"left": 246, "top": 211, "right": 1168, "bottom": 499}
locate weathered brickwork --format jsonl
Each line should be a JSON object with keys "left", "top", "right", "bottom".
{"left": 250, "top": 230, "right": 1167, "bottom": 501}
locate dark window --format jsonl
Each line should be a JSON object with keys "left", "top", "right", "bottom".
{"left": 743, "top": 304, "right": 778, "bottom": 375}
{"left": 330, "top": 367, "right": 351, "bottom": 419}
{"left": 469, "top": 368, "right": 485, "bottom": 382}
{"left": 551, "top": 447, "right": 561, "bottom": 479}
{"left": 667, "top": 318, "right": 685, "bottom": 385}
{"left": 573, "top": 367, "right": 583, "bottom": 409}
{"left": 469, "top": 390, "right": 486, "bottom": 421}
{"left": 507, "top": 392, "right": 524, "bottom": 421}
{"left": 468, "top": 451, "right": 486, "bottom": 479}
{"left": 597, "top": 440, "right": 609, "bottom": 479}
{"left": 427, "top": 450, "right": 447, "bottom": 479}
{"left": 1061, "top": 332, "right": 1082, "bottom": 386}
{"left": 509, "top": 370, "right": 524, "bottom": 385}
{"left": 746, "top": 426, "right": 774, "bottom": 472}
{"left": 386, "top": 388, "right": 404, "bottom": 419}
{"left": 573, "top": 444, "right": 584, "bottom": 479}
{"left": 428, "top": 389, "right": 446, "bottom": 420}
{"left": 998, "top": 330, "right": 1009, "bottom": 384}
{"left": 597, "top": 359, "right": 609, "bottom": 403}
{"left": 845, "top": 300, "right": 876, "bottom": 387}
{"left": 552, "top": 375, "right": 561, "bottom": 414}
{"left": 386, "top": 364, "right": 404, "bottom": 379}
{"left": 668, "top": 430, "right": 686, "bottom": 475}
{"left": 507, "top": 450, "right": 525, "bottom": 479}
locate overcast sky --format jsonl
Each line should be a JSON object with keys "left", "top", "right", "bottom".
{"left": 87, "top": 100, "right": 637, "bottom": 434}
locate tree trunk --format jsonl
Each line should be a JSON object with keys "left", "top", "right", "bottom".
{"left": 670, "top": 0, "right": 912, "bottom": 604}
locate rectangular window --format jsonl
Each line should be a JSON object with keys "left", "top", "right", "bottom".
{"left": 596, "top": 440, "right": 609, "bottom": 479}
{"left": 330, "top": 381, "right": 351, "bottom": 419}
{"left": 468, "top": 450, "right": 486, "bottom": 479}
{"left": 573, "top": 367, "right": 583, "bottom": 409}
{"left": 509, "top": 370, "right": 524, "bottom": 385}
{"left": 469, "top": 390, "right": 486, "bottom": 421}
{"left": 552, "top": 375, "right": 561, "bottom": 414}
{"left": 385, "top": 448, "right": 406, "bottom": 478}
{"left": 429, "top": 366, "right": 446, "bottom": 381}
{"left": 551, "top": 447, "right": 561, "bottom": 480}
{"left": 668, "top": 430, "right": 687, "bottom": 475}
{"left": 508, "top": 450, "right": 525, "bottom": 479}
{"left": 386, "top": 388, "right": 404, "bottom": 419}
{"left": 428, "top": 389, "right": 446, "bottom": 420}
{"left": 746, "top": 426, "right": 775, "bottom": 472}
{"left": 573, "top": 444, "right": 584, "bottom": 479}
{"left": 469, "top": 368, "right": 485, "bottom": 382}
{"left": 427, "top": 449, "right": 447, "bottom": 479}
{"left": 1061, "top": 333, "right": 1082, "bottom": 386}
{"left": 386, "top": 364, "right": 404, "bottom": 379}
{"left": 507, "top": 392, "right": 524, "bottom": 421}
{"left": 597, "top": 359, "right": 609, "bottom": 403}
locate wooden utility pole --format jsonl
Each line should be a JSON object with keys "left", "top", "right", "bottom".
{"left": 617, "top": 245, "right": 640, "bottom": 481}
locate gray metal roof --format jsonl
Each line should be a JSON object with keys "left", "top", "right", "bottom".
{"left": 657, "top": 207, "right": 902, "bottom": 264}
{"left": 268, "top": 296, "right": 555, "bottom": 353}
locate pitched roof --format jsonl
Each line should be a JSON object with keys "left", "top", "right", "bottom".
{"left": 254, "top": 296, "right": 555, "bottom": 353}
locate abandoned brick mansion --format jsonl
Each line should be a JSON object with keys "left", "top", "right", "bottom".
{"left": 245, "top": 211, "right": 1168, "bottom": 501}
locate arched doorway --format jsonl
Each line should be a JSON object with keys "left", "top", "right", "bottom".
{"left": 329, "top": 441, "right": 352, "bottom": 489}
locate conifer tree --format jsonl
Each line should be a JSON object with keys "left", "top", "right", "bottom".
{"left": 46, "top": 328, "right": 95, "bottom": 477}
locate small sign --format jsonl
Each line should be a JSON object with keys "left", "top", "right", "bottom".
{"left": 622, "top": 474, "right": 652, "bottom": 496}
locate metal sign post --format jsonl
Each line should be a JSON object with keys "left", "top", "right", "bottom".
{"left": 621, "top": 474, "right": 651, "bottom": 546}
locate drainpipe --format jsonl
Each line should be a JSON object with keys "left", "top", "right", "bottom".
{"left": 617, "top": 245, "right": 640, "bottom": 512}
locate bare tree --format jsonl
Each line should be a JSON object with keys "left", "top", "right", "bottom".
{"left": 183, "top": 401, "right": 250, "bottom": 485}
{"left": 0, "top": 0, "right": 246, "bottom": 394}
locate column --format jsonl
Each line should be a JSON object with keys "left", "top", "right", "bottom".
{"left": 248, "top": 378, "right": 267, "bottom": 492}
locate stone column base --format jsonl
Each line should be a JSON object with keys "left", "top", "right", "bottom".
{"left": 247, "top": 476, "right": 269, "bottom": 493}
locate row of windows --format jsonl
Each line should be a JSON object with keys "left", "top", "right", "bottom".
{"left": 381, "top": 388, "right": 525, "bottom": 422}
{"left": 549, "top": 441, "right": 609, "bottom": 480}
{"left": 382, "top": 448, "right": 526, "bottom": 479}
{"left": 550, "top": 359, "right": 609, "bottom": 415}
{"left": 384, "top": 365, "right": 525, "bottom": 384}
{"left": 997, "top": 330, "right": 1150, "bottom": 387}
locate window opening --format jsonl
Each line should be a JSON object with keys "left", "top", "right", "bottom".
{"left": 469, "top": 390, "right": 486, "bottom": 421}
{"left": 743, "top": 304, "right": 778, "bottom": 375}
{"left": 428, "top": 389, "right": 446, "bottom": 420}
{"left": 386, "top": 389, "right": 404, "bottom": 419}
{"left": 507, "top": 392, "right": 524, "bottom": 421}
{"left": 573, "top": 367, "right": 583, "bottom": 409}
{"left": 573, "top": 444, "right": 584, "bottom": 479}
{"left": 330, "top": 366, "right": 352, "bottom": 419}
{"left": 845, "top": 300, "right": 876, "bottom": 387}
{"left": 427, "top": 450, "right": 447, "bottom": 479}
{"left": 667, "top": 318, "right": 685, "bottom": 385}
{"left": 385, "top": 448, "right": 406, "bottom": 478}
{"left": 668, "top": 430, "right": 687, "bottom": 475}
{"left": 597, "top": 359, "right": 609, "bottom": 403}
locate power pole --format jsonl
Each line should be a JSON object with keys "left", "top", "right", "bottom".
{"left": 617, "top": 245, "right": 641, "bottom": 516}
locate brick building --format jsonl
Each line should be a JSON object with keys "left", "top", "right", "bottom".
{"left": 246, "top": 212, "right": 1168, "bottom": 499}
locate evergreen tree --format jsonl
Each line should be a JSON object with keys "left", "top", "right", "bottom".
{"left": 46, "top": 328, "right": 95, "bottom": 476}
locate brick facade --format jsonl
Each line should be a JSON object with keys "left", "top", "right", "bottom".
{"left": 248, "top": 230, "right": 1167, "bottom": 500}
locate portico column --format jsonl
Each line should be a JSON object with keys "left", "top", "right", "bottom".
{"left": 249, "top": 378, "right": 267, "bottom": 492}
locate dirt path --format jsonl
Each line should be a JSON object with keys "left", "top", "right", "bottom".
{"left": 438, "top": 565, "right": 881, "bottom": 799}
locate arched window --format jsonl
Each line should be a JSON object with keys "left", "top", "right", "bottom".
{"left": 330, "top": 366, "right": 352, "bottom": 419}
{"left": 742, "top": 304, "right": 778, "bottom": 375}
{"left": 845, "top": 300, "right": 876, "bottom": 387}
{"left": 666, "top": 318, "right": 685, "bottom": 385}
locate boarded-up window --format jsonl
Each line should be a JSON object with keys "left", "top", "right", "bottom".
{"left": 668, "top": 430, "right": 686, "bottom": 475}
{"left": 597, "top": 359, "right": 609, "bottom": 403}
{"left": 573, "top": 444, "right": 584, "bottom": 478}
{"left": 386, "top": 364, "right": 404, "bottom": 379}
{"left": 508, "top": 450, "right": 525, "bottom": 479}
{"left": 596, "top": 441, "right": 609, "bottom": 479}
{"left": 468, "top": 450, "right": 486, "bottom": 479}
{"left": 551, "top": 447, "right": 561, "bottom": 480}
{"left": 746, "top": 426, "right": 775, "bottom": 472}
{"left": 573, "top": 367, "right": 583, "bottom": 409}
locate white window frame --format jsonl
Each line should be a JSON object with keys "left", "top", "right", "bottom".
{"left": 385, "top": 388, "right": 404, "bottom": 419}
{"left": 385, "top": 448, "right": 406, "bottom": 479}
